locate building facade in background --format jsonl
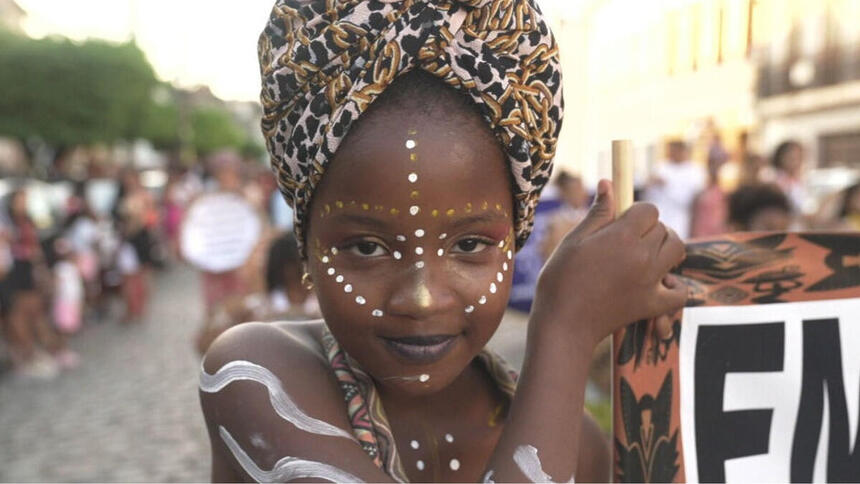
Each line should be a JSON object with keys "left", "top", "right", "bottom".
{"left": 544, "top": 0, "right": 859, "bottom": 188}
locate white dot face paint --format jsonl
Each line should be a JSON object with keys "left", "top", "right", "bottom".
{"left": 415, "top": 261, "right": 425, "bottom": 269}
{"left": 419, "top": 373, "right": 430, "bottom": 382}
{"left": 397, "top": 235, "right": 407, "bottom": 242}
{"left": 409, "top": 205, "right": 420, "bottom": 216}
{"left": 497, "top": 272, "right": 503, "bottom": 282}
{"left": 406, "top": 139, "right": 416, "bottom": 149}
{"left": 372, "top": 309, "right": 383, "bottom": 317}
{"left": 478, "top": 296, "right": 487, "bottom": 305}
{"left": 498, "top": 240, "right": 505, "bottom": 248}
{"left": 503, "top": 262, "right": 508, "bottom": 271}
{"left": 450, "top": 459, "right": 460, "bottom": 471}
{"left": 408, "top": 173, "right": 418, "bottom": 183}
{"left": 416, "top": 460, "right": 425, "bottom": 471}
{"left": 355, "top": 296, "right": 366, "bottom": 305}
{"left": 415, "top": 247, "right": 424, "bottom": 255}
{"left": 336, "top": 275, "right": 344, "bottom": 283}
{"left": 327, "top": 268, "right": 335, "bottom": 276}
{"left": 330, "top": 247, "right": 338, "bottom": 255}
{"left": 321, "top": 256, "right": 330, "bottom": 264}
{"left": 507, "top": 250, "right": 513, "bottom": 260}
{"left": 465, "top": 305, "right": 475, "bottom": 313}
{"left": 439, "top": 233, "right": 447, "bottom": 240}
{"left": 490, "top": 282, "right": 497, "bottom": 294}
{"left": 445, "top": 433, "right": 454, "bottom": 443}
{"left": 344, "top": 284, "right": 353, "bottom": 293}
{"left": 410, "top": 440, "right": 420, "bottom": 450}
{"left": 437, "top": 248, "right": 444, "bottom": 256}
{"left": 414, "top": 229, "right": 425, "bottom": 237}
{"left": 393, "top": 251, "right": 402, "bottom": 260}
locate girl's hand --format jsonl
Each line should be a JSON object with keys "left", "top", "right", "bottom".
{"left": 532, "top": 179, "right": 687, "bottom": 348}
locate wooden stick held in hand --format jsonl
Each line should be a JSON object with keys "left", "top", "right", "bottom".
{"left": 612, "top": 140, "right": 634, "bottom": 216}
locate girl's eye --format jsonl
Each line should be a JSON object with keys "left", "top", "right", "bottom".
{"left": 452, "top": 237, "right": 490, "bottom": 254}
{"left": 346, "top": 241, "right": 387, "bottom": 257}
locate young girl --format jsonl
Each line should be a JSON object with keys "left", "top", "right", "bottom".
{"left": 200, "top": 1, "right": 686, "bottom": 482}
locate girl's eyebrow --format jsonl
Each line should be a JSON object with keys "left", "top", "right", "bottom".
{"left": 449, "top": 212, "right": 509, "bottom": 230}
{"left": 328, "top": 213, "right": 392, "bottom": 230}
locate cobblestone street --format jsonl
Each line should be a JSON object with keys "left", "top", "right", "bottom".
{"left": 0, "top": 265, "right": 211, "bottom": 482}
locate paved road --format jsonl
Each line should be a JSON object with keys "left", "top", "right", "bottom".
{"left": 0, "top": 265, "right": 210, "bottom": 482}
{"left": 0, "top": 264, "right": 533, "bottom": 482}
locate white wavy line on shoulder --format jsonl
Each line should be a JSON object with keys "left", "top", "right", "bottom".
{"left": 200, "top": 359, "right": 354, "bottom": 440}
{"left": 219, "top": 425, "right": 363, "bottom": 483}
{"left": 513, "top": 445, "right": 575, "bottom": 483}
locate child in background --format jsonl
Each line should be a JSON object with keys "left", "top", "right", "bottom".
{"left": 728, "top": 184, "right": 793, "bottom": 232}
{"left": 200, "top": 1, "right": 685, "bottom": 482}
{"left": 51, "top": 238, "right": 84, "bottom": 335}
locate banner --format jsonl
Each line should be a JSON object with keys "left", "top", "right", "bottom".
{"left": 613, "top": 232, "right": 860, "bottom": 483}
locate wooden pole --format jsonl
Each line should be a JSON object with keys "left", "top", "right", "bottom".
{"left": 612, "top": 140, "right": 634, "bottom": 215}
{"left": 610, "top": 139, "right": 634, "bottom": 482}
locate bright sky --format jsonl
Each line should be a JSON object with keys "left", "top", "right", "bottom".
{"left": 18, "top": 0, "right": 276, "bottom": 102}
{"left": 16, "top": 0, "right": 581, "bottom": 103}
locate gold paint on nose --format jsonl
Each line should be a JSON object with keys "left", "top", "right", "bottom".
{"left": 415, "top": 280, "right": 433, "bottom": 309}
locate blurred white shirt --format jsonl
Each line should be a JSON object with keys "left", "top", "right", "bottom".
{"left": 645, "top": 161, "right": 706, "bottom": 239}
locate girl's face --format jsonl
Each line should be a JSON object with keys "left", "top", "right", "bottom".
{"left": 306, "top": 108, "right": 514, "bottom": 397}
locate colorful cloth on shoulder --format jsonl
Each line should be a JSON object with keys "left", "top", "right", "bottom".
{"left": 258, "top": 0, "right": 563, "bottom": 255}
{"left": 320, "top": 325, "right": 518, "bottom": 482}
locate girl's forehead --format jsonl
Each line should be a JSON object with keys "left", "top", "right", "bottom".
{"left": 315, "top": 118, "right": 511, "bottom": 215}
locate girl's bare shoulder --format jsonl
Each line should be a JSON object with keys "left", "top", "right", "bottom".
{"left": 201, "top": 319, "right": 331, "bottom": 378}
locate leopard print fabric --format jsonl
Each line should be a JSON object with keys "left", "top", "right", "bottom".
{"left": 259, "top": 0, "right": 563, "bottom": 254}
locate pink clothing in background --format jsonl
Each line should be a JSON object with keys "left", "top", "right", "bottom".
{"left": 691, "top": 185, "right": 727, "bottom": 238}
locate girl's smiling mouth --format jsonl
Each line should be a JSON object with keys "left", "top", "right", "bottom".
{"left": 381, "top": 334, "right": 460, "bottom": 364}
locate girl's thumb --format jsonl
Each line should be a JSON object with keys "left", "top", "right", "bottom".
{"left": 570, "top": 179, "right": 617, "bottom": 239}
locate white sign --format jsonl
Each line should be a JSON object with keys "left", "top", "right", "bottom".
{"left": 679, "top": 298, "right": 860, "bottom": 483}
{"left": 180, "top": 192, "right": 261, "bottom": 273}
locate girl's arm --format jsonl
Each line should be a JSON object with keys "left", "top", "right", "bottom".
{"left": 484, "top": 180, "right": 687, "bottom": 482}
{"left": 199, "top": 322, "right": 397, "bottom": 483}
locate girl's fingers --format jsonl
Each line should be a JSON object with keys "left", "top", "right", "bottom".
{"left": 654, "top": 314, "right": 675, "bottom": 340}
{"left": 655, "top": 227, "right": 686, "bottom": 274}
{"left": 566, "top": 179, "right": 615, "bottom": 242}
{"left": 619, "top": 202, "right": 660, "bottom": 237}
{"left": 642, "top": 220, "right": 668, "bottom": 257}
{"left": 653, "top": 278, "right": 688, "bottom": 316}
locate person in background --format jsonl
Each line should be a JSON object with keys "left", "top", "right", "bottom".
{"left": 836, "top": 182, "right": 860, "bottom": 231}
{"left": 541, "top": 171, "right": 590, "bottom": 261}
{"left": 114, "top": 169, "right": 157, "bottom": 322}
{"left": 194, "top": 231, "right": 319, "bottom": 355}
{"left": 63, "top": 183, "right": 101, "bottom": 320}
{"left": 690, "top": 138, "right": 729, "bottom": 238}
{"left": 644, "top": 140, "right": 706, "bottom": 239}
{"left": 51, "top": 238, "right": 84, "bottom": 335}
{"left": 0, "top": 189, "right": 78, "bottom": 379}
{"left": 728, "top": 184, "right": 793, "bottom": 232}
{"left": 771, "top": 140, "right": 810, "bottom": 216}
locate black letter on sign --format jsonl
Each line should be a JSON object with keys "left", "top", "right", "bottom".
{"left": 791, "top": 318, "right": 860, "bottom": 482}
{"left": 695, "top": 323, "right": 784, "bottom": 482}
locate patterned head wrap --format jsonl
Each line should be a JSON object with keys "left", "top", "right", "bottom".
{"left": 259, "top": 0, "right": 563, "bottom": 254}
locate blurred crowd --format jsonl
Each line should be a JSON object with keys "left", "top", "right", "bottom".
{"left": 0, "top": 150, "right": 320, "bottom": 382}
{"left": 543, "top": 131, "right": 860, "bottom": 259}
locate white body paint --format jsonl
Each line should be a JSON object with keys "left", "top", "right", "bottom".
{"left": 513, "top": 445, "right": 575, "bottom": 483}
{"left": 450, "top": 458, "right": 461, "bottom": 470}
{"left": 220, "top": 426, "right": 362, "bottom": 483}
{"left": 483, "top": 469, "right": 496, "bottom": 483}
{"left": 200, "top": 360, "right": 354, "bottom": 441}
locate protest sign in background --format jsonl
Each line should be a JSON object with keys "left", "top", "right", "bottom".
{"left": 613, "top": 232, "right": 860, "bottom": 483}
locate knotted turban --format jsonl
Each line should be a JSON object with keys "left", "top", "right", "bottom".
{"left": 259, "top": 0, "right": 563, "bottom": 254}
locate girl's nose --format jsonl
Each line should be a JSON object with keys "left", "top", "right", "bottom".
{"left": 386, "top": 262, "right": 458, "bottom": 320}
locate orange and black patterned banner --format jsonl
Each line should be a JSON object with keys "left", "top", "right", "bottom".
{"left": 613, "top": 232, "right": 860, "bottom": 483}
